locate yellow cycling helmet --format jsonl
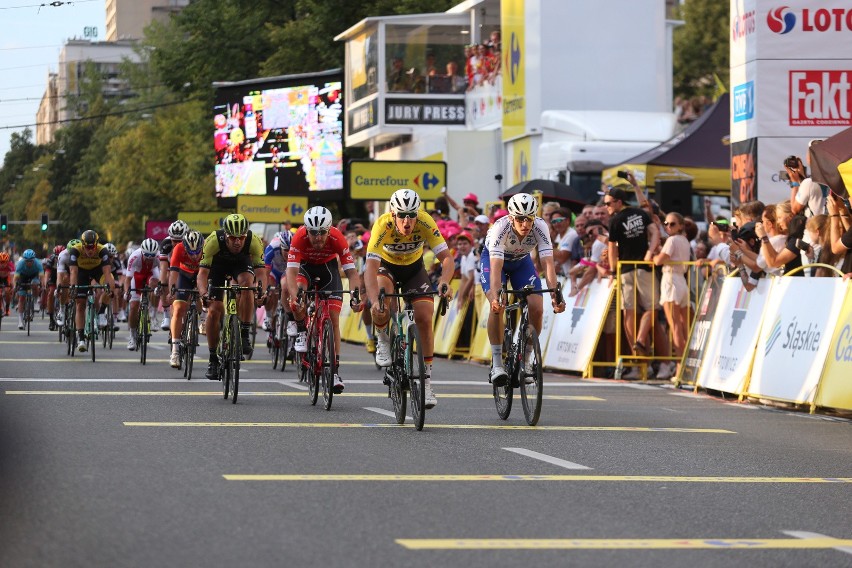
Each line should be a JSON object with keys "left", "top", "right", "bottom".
{"left": 223, "top": 213, "right": 248, "bottom": 237}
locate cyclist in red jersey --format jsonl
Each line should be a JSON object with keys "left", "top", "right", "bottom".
{"left": 166, "top": 230, "right": 204, "bottom": 368}
{"left": 0, "top": 252, "right": 13, "bottom": 315}
{"left": 287, "top": 207, "right": 363, "bottom": 393}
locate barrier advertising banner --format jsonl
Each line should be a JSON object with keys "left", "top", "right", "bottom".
{"left": 696, "top": 277, "right": 772, "bottom": 394}
{"left": 679, "top": 270, "right": 726, "bottom": 386}
{"left": 433, "top": 295, "right": 469, "bottom": 357}
{"left": 748, "top": 278, "right": 847, "bottom": 404}
{"left": 543, "top": 278, "right": 613, "bottom": 373}
{"left": 814, "top": 282, "right": 852, "bottom": 411}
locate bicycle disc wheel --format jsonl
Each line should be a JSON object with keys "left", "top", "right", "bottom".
{"left": 519, "top": 324, "right": 544, "bottom": 426}
{"left": 406, "top": 322, "right": 426, "bottom": 431}
{"left": 389, "top": 328, "right": 407, "bottom": 425}
{"left": 229, "top": 314, "right": 240, "bottom": 403}
{"left": 321, "top": 319, "right": 334, "bottom": 411}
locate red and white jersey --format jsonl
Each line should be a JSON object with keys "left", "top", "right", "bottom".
{"left": 287, "top": 226, "right": 356, "bottom": 271}
{"left": 125, "top": 249, "right": 161, "bottom": 280}
{"left": 0, "top": 260, "right": 14, "bottom": 282}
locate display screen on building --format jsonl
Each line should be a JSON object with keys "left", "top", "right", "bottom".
{"left": 213, "top": 70, "right": 344, "bottom": 198}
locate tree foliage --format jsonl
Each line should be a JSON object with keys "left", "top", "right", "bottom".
{"left": 673, "top": 0, "right": 729, "bottom": 99}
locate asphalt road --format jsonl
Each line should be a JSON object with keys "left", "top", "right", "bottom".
{"left": 1, "top": 313, "right": 851, "bottom": 568}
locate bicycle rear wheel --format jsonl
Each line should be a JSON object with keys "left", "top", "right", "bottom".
{"left": 278, "top": 311, "right": 289, "bottom": 372}
{"left": 389, "top": 326, "right": 407, "bottom": 425}
{"left": 139, "top": 311, "right": 149, "bottom": 365}
{"left": 245, "top": 311, "right": 257, "bottom": 361}
{"left": 221, "top": 316, "right": 231, "bottom": 399}
{"left": 494, "top": 324, "right": 515, "bottom": 419}
{"left": 229, "top": 314, "right": 240, "bottom": 403}
{"left": 519, "top": 324, "right": 544, "bottom": 426}
{"left": 88, "top": 302, "right": 97, "bottom": 362}
{"left": 270, "top": 312, "right": 280, "bottom": 370}
{"left": 321, "top": 319, "right": 334, "bottom": 411}
{"left": 185, "top": 308, "right": 198, "bottom": 380}
{"left": 406, "top": 322, "right": 426, "bottom": 431}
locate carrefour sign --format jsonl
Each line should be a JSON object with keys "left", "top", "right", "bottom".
{"left": 349, "top": 160, "right": 447, "bottom": 200}
{"left": 236, "top": 195, "right": 308, "bottom": 224}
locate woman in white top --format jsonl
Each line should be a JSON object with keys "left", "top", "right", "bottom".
{"left": 653, "top": 212, "right": 691, "bottom": 365}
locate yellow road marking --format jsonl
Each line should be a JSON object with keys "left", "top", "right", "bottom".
{"left": 124, "top": 422, "right": 734, "bottom": 433}
{"left": 223, "top": 474, "right": 852, "bottom": 483}
{"left": 0, "top": 358, "right": 378, "bottom": 364}
{"left": 395, "top": 537, "right": 852, "bottom": 550}
{"left": 6, "top": 391, "right": 601, "bottom": 401}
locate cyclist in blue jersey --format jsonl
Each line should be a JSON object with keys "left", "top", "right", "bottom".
{"left": 13, "top": 249, "right": 45, "bottom": 330}
{"left": 263, "top": 230, "right": 297, "bottom": 338}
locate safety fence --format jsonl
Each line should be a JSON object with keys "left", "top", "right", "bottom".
{"left": 336, "top": 266, "right": 852, "bottom": 415}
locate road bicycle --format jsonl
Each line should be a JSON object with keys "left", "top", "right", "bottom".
{"left": 57, "top": 285, "right": 77, "bottom": 355}
{"left": 210, "top": 278, "right": 259, "bottom": 404}
{"left": 101, "top": 284, "right": 118, "bottom": 351}
{"left": 297, "top": 280, "right": 360, "bottom": 411}
{"left": 377, "top": 284, "right": 447, "bottom": 431}
{"left": 73, "top": 284, "right": 111, "bottom": 362}
{"left": 172, "top": 288, "right": 201, "bottom": 380}
{"left": 17, "top": 282, "right": 37, "bottom": 336}
{"left": 267, "top": 287, "right": 294, "bottom": 372}
{"left": 492, "top": 283, "right": 563, "bottom": 426}
{"left": 132, "top": 286, "right": 159, "bottom": 365}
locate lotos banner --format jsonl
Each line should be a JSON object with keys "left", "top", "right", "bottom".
{"left": 746, "top": 277, "right": 846, "bottom": 404}
{"left": 696, "top": 276, "right": 772, "bottom": 395}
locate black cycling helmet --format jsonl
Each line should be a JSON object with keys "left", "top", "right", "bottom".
{"left": 81, "top": 230, "right": 99, "bottom": 246}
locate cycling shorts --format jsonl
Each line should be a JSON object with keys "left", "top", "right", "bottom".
{"left": 376, "top": 258, "right": 433, "bottom": 303}
{"left": 479, "top": 247, "right": 541, "bottom": 294}
{"left": 297, "top": 259, "right": 342, "bottom": 312}
{"left": 174, "top": 272, "right": 199, "bottom": 302}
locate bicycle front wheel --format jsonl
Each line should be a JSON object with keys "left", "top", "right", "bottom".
{"left": 88, "top": 303, "right": 97, "bottom": 362}
{"left": 185, "top": 308, "right": 198, "bottom": 380}
{"left": 519, "top": 324, "right": 544, "bottom": 426}
{"left": 406, "top": 322, "right": 426, "bottom": 431}
{"left": 139, "top": 312, "right": 149, "bottom": 365}
{"left": 229, "top": 315, "right": 240, "bottom": 403}
{"left": 321, "top": 319, "right": 334, "bottom": 411}
{"left": 389, "top": 326, "right": 407, "bottom": 425}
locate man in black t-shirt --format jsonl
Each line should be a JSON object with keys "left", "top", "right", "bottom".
{"left": 605, "top": 187, "right": 661, "bottom": 358}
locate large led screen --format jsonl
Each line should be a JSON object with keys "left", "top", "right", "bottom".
{"left": 213, "top": 71, "right": 343, "bottom": 198}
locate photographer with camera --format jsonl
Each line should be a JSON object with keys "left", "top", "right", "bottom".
{"left": 749, "top": 201, "right": 806, "bottom": 277}
{"left": 826, "top": 192, "right": 852, "bottom": 275}
{"left": 784, "top": 145, "right": 827, "bottom": 218}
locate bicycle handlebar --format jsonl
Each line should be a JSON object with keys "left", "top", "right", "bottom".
{"left": 377, "top": 287, "right": 445, "bottom": 315}
{"left": 499, "top": 282, "right": 564, "bottom": 308}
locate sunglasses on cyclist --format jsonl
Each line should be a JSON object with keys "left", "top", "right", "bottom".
{"left": 512, "top": 215, "right": 533, "bottom": 224}
{"left": 186, "top": 249, "right": 202, "bottom": 255}
{"left": 396, "top": 212, "right": 418, "bottom": 219}
{"left": 226, "top": 234, "right": 247, "bottom": 241}
{"left": 308, "top": 229, "right": 329, "bottom": 236}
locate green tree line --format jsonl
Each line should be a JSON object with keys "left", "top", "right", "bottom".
{"left": 0, "top": 0, "right": 726, "bottom": 250}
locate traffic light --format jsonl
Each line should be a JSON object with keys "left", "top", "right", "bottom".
{"left": 41, "top": 213, "right": 49, "bottom": 232}
{"left": 0, "top": 214, "right": 7, "bottom": 232}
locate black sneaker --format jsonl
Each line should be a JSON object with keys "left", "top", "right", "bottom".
{"left": 48, "top": 319, "right": 56, "bottom": 331}
{"left": 241, "top": 334, "right": 253, "bottom": 357}
{"left": 205, "top": 360, "right": 220, "bottom": 380}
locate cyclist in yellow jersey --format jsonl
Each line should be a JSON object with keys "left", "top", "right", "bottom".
{"left": 69, "top": 230, "right": 115, "bottom": 352}
{"left": 365, "top": 188, "right": 454, "bottom": 409}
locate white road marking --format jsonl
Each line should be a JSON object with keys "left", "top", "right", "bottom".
{"left": 502, "top": 447, "right": 592, "bottom": 470}
{"left": 279, "top": 380, "right": 308, "bottom": 391}
{"left": 363, "top": 407, "right": 410, "bottom": 421}
{"left": 0, "top": 377, "right": 287, "bottom": 383}
{"left": 783, "top": 531, "right": 852, "bottom": 555}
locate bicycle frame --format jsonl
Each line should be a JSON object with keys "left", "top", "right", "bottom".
{"left": 211, "top": 279, "right": 258, "bottom": 404}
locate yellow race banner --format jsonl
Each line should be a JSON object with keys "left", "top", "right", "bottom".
{"left": 501, "top": 0, "right": 525, "bottom": 141}
{"left": 512, "top": 137, "right": 532, "bottom": 185}
{"left": 814, "top": 282, "right": 852, "bottom": 411}
{"left": 236, "top": 196, "right": 308, "bottom": 224}
{"left": 349, "top": 160, "right": 447, "bottom": 200}
{"left": 179, "top": 211, "right": 227, "bottom": 234}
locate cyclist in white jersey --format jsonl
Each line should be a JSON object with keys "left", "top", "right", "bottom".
{"left": 480, "top": 193, "right": 565, "bottom": 385}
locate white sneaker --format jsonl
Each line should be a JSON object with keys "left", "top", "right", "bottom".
{"left": 375, "top": 337, "right": 391, "bottom": 367}
{"left": 333, "top": 374, "right": 344, "bottom": 393}
{"left": 127, "top": 334, "right": 137, "bottom": 351}
{"left": 286, "top": 320, "right": 298, "bottom": 337}
{"left": 198, "top": 317, "right": 207, "bottom": 335}
{"left": 169, "top": 350, "right": 180, "bottom": 368}
{"left": 160, "top": 315, "right": 170, "bottom": 331}
{"left": 655, "top": 362, "right": 675, "bottom": 380}
{"left": 295, "top": 331, "right": 308, "bottom": 353}
{"left": 623, "top": 366, "right": 642, "bottom": 380}
{"left": 17, "top": 316, "right": 24, "bottom": 330}
{"left": 98, "top": 313, "right": 108, "bottom": 328}
{"left": 77, "top": 339, "right": 87, "bottom": 352}
{"left": 489, "top": 365, "right": 509, "bottom": 387}
{"left": 261, "top": 317, "right": 270, "bottom": 331}
{"left": 118, "top": 309, "right": 127, "bottom": 322}
{"left": 424, "top": 384, "right": 437, "bottom": 409}
{"left": 54, "top": 312, "right": 64, "bottom": 326}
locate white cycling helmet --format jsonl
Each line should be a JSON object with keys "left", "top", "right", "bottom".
{"left": 304, "top": 206, "right": 332, "bottom": 231}
{"left": 507, "top": 193, "right": 538, "bottom": 217}
{"left": 104, "top": 243, "right": 118, "bottom": 257}
{"left": 168, "top": 219, "right": 189, "bottom": 240}
{"left": 140, "top": 238, "right": 159, "bottom": 256}
{"left": 389, "top": 188, "right": 421, "bottom": 214}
